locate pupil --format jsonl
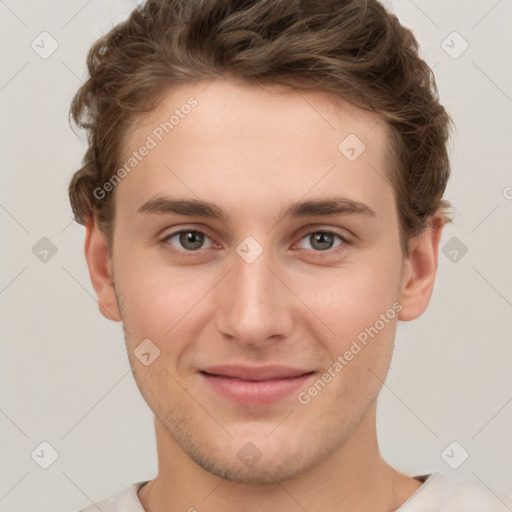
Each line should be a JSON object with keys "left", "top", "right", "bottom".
{"left": 177, "top": 232, "right": 334, "bottom": 251}
{"left": 312, "top": 232, "right": 333, "bottom": 251}
{"left": 180, "top": 231, "right": 203, "bottom": 250}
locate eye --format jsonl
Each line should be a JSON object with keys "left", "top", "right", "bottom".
{"left": 160, "top": 227, "right": 350, "bottom": 257}
{"left": 162, "top": 229, "right": 215, "bottom": 252}
{"left": 295, "top": 230, "right": 348, "bottom": 252}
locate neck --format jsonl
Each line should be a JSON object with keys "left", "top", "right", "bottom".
{"left": 138, "top": 404, "right": 417, "bottom": 512}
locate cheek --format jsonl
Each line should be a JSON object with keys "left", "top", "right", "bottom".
{"left": 114, "top": 252, "right": 218, "bottom": 343}
{"left": 290, "top": 259, "right": 402, "bottom": 338}
{"left": 114, "top": 231, "right": 402, "bottom": 347}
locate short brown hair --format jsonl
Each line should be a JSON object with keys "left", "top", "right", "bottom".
{"left": 68, "top": 0, "right": 452, "bottom": 256}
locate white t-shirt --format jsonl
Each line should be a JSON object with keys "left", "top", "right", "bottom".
{"left": 78, "top": 472, "right": 512, "bottom": 512}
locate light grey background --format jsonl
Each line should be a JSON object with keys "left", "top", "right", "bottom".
{"left": 1, "top": 1, "right": 511, "bottom": 510}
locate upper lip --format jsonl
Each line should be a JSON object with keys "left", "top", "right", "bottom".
{"left": 200, "top": 364, "right": 314, "bottom": 381}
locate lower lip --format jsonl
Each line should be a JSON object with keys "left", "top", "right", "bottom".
{"left": 199, "top": 372, "right": 315, "bottom": 406}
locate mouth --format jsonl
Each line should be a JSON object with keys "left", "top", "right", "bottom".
{"left": 198, "top": 365, "right": 316, "bottom": 406}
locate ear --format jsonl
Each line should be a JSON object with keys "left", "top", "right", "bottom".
{"left": 84, "top": 218, "right": 121, "bottom": 322}
{"left": 398, "top": 212, "right": 445, "bottom": 321}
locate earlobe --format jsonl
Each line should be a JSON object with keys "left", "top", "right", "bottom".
{"left": 398, "top": 213, "right": 445, "bottom": 321}
{"left": 84, "top": 218, "right": 121, "bottom": 322}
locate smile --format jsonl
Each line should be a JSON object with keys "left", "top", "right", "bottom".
{"left": 199, "top": 370, "right": 316, "bottom": 406}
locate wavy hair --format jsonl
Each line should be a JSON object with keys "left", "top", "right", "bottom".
{"left": 68, "top": 0, "right": 452, "bottom": 256}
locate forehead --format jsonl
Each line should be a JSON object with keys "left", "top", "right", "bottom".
{"left": 116, "top": 78, "right": 395, "bottom": 226}
{"left": 125, "top": 78, "right": 385, "bottom": 151}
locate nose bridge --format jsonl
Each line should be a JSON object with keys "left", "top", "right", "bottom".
{"left": 214, "top": 245, "right": 293, "bottom": 344}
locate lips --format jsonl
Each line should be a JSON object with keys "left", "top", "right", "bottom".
{"left": 198, "top": 364, "right": 316, "bottom": 406}
{"left": 199, "top": 364, "right": 313, "bottom": 381}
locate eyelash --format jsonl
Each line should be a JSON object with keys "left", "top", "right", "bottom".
{"left": 160, "top": 228, "right": 351, "bottom": 258}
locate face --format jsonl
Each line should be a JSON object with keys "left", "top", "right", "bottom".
{"left": 87, "top": 78, "right": 435, "bottom": 485}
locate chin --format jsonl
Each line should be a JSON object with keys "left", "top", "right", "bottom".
{"left": 189, "top": 447, "right": 314, "bottom": 485}
{"left": 178, "top": 426, "right": 324, "bottom": 485}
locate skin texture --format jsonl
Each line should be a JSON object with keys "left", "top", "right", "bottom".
{"left": 84, "top": 78, "right": 444, "bottom": 511}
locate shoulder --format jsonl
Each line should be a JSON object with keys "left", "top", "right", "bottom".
{"left": 78, "top": 496, "right": 116, "bottom": 512}
{"left": 399, "top": 473, "right": 512, "bottom": 512}
{"left": 77, "top": 481, "right": 148, "bottom": 512}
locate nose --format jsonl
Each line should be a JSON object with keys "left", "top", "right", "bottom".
{"left": 213, "top": 246, "right": 295, "bottom": 347}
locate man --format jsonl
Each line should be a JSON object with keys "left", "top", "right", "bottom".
{"left": 68, "top": 0, "right": 512, "bottom": 510}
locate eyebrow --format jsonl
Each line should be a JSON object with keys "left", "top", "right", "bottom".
{"left": 137, "top": 196, "right": 376, "bottom": 221}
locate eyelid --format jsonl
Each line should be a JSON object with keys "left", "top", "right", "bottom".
{"left": 292, "top": 228, "right": 351, "bottom": 254}
{"left": 160, "top": 225, "right": 353, "bottom": 255}
{"left": 293, "top": 223, "right": 353, "bottom": 244}
{"left": 160, "top": 226, "right": 218, "bottom": 252}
